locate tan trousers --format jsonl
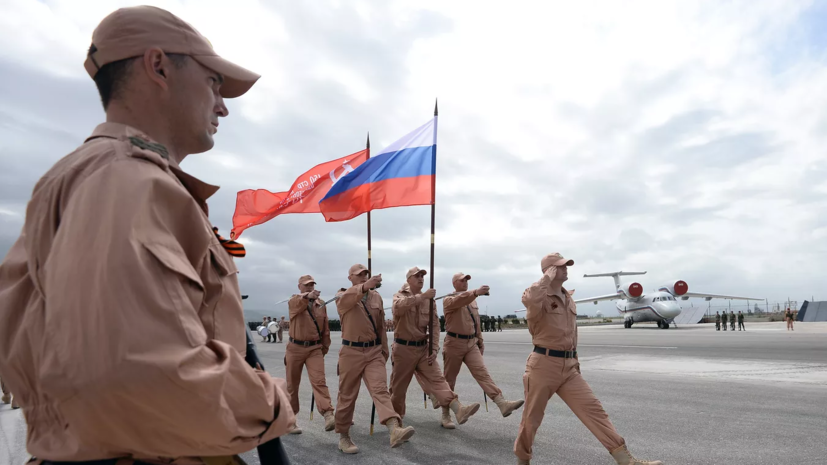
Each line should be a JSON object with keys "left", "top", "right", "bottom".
{"left": 285, "top": 342, "right": 333, "bottom": 415}
{"left": 514, "top": 353, "right": 625, "bottom": 461}
{"left": 335, "top": 345, "right": 400, "bottom": 434}
{"left": 390, "top": 343, "right": 457, "bottom": 418}
{"left": 442, "top": 336, "right": 503, "bottom": 400}
{"left": 277, "top": 328, "right": 284, "bottom": 342}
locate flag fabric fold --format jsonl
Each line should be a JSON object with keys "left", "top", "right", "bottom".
{"left": 318, "top": 117, "right": 437, "bottom": 222}
{"left": 230, "top": 149, "right": 369, "bottom": 238}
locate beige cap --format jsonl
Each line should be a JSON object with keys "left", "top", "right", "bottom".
{"left": 406, "top": 267, "right": 427, "bottom": 279}
{"left": 349, "top": 264, "right": 369, "bottom": 276}
{"left": 541, "top": 253, "right": 574, "bottom": 271}
{"left": 298, "top": 275, "right": 315, "bottom": 286}
{"left": 452, "top": 272, "right": 471, "bottom": 283}
{"left": 84, "top": 6, "right": 260, "bottom": 98}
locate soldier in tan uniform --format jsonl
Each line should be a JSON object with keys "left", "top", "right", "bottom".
{"left": 285, "top": 275, "right": 335, "bottom": 434}
{"left": 442, "top": 273, "right": 524, "bottom": 426}
{"left": 514, "top": 253, "right": 662, "bottom": 465}
{"left": 278, "top": 316, "right": 287, "bottom": 343}
{"left": 390, "top": 267, "right": 481, "bottom": 429}
{"left": 335, "top": 264, "right": 415, "bottom": 454}
{"left": 0, "top": 6, "right": 295, "bottom": 465}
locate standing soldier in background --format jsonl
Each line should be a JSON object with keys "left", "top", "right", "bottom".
{"left": 737, "top": 311, "right": 745, "bottom": 331}
{"left": 286, "top": 275, "right": 335, "bottom": 434}
{"left": 785, "top": 307, "right": 795, "bottom": 331}
{"left": 0, "top": 6, "right": 295, "bottom": 464}
{"left": 715, "top": 311, "right": 721, "bottom": 331}
{"left": 729, "top": 310, "right": 736, "bottom": 331}
{"left": 278, "top": 315, "right": 288, "bottom": 343}
{"left": 514, "top": 253, "right": 662, "bottom": 465}
{"left": 721, "top": 310, "right": 728, "bottom": 331}
{"left": 498, "top": 316, "right": 503, "bottom": 332}
{"left": 442, "top": 273, "right": 524, "bottom": 426}
{"left": 391, "top": 267, "right": 481, "bottom": 429}
{"left": 335, "top": 265, "right": 415, "bottom": 454}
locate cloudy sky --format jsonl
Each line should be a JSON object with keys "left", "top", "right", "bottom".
{"left": 1, "top": 0, "right": 826, "bottom": 321}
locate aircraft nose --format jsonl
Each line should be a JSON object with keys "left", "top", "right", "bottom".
{"left": 663, "top": 304, "right": 681, "bottom": 319}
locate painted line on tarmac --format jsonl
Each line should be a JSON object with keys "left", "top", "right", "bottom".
{"left": 485, "top": 341, "right": 678, "bottom": 349}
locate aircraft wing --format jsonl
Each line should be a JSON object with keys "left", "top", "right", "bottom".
{"left": 574, "top": 293, "right": 623, "bottom": 304}
{"left": 679, "top": 292, "right": 762, "bottom": 301}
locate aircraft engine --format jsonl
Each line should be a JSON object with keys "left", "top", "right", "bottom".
{"left": 621, "top": 282, "right": 643, "bottom": 298}
{"left": 662, "top": 280, "right": 688, "bottom": 296}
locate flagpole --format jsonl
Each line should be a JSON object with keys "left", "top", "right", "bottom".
{"left": 366, "top": 131, "right": 377, "bottom": 436}
{"left": 428, "top": 99, "right": 438, "bottom": 365}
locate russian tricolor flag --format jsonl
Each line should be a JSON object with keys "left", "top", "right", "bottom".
{"left": 319, "top": 117, "right": 437, "bottom": 222}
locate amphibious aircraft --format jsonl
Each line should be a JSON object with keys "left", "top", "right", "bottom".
{"left": 574, "top": 271, "right": 762, "bottom": 329}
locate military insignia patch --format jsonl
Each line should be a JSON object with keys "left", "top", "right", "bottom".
{"left": 129, "top": 136, "right": 169, "bottom": 159}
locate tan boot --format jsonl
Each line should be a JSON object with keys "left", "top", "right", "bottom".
{"left": 338, "top": 432, "right": 359, "bottom": 454}
{"left": 323, "top": 411, "right": 335, "bottom": 432}
{"left": 517, "top": 459, "right": 531, "bottom": 465}
{"left": 449, "top": 399, "right": 480, "bottom": 425}
{"left": 1, "top": 393, "right": 9, "bottom": 404}
{"left": 386, "top": 418, "right": 415, "bottom": 448}
{"left": 11, "top": 395, "right": 20, "bottom": 410}
{"left": 610, "top": 444, "right": 663, "bottom": 465}
{"left": 494, "top": 394, "right": 525, "bottom": 418}
{"left": 287, "top": 422, "right": 302, "bottom": 434}
{"left": 440, "top": 406, "right": 456, "bottom": 429}
{"left": 430, "top": 394, "right": 439, "bottom": 409}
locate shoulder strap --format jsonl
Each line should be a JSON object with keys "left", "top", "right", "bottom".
{"left": 360, "top": 295, "right": 380, "bottom": 339}
{"left": 307, "top": 301, "right": 323, "bottom": 339}
{"left": 466, "top": 305, "right": 478, "bottom": 336}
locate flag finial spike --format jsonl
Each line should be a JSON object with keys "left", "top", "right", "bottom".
{"left": 434, "top": 98, "right": 438, "bottom": 116}
{"left": 366, "top": 131, "right": 370, "bottom": 149}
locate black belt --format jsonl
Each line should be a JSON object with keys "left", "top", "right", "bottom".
{"left": 446, "top": 331, "right": 475, "bottom": 340}
{"left": 533, "top": 346, "right": 577, "bottom": 358}
{"left": 342, "top": 338, "right": 382, "bottom": 347}
{"left": 39, "top": 461, "right": 150, "bottom": 465}
{"left": 394, "top": 337, "right": 427, "bottom": 346}
{"left": 289, "top": 337, "right": 320, "bottom": 347}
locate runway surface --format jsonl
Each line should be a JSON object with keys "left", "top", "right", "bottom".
{"left": 2, "top": 321, "right": 825, "bottom": 465}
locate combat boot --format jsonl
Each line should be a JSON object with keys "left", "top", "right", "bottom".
{"left": 324, "top": 410, "right": 336, "bottom": 432}
{"left": 517, "top": 458, "right": 530, "bottom": 465}
{"left": 1, "top": 393, "right": 9, "bottom": 404}
{"left": 449, "top": 399, "right": 480, "bottom": 425}
{"left": 287, "top": 422, "right": 302, "bottom": 434}
{"left": 11, "top": 395, "right": 20, "bottom": 410}
{"left": 610, "top": 444, "right": 663, "bottom": 465}
{"left": 430, "top": 394, "right": 439, "bottom": 409}
{"left": 440, "top": 407, "right": 456, "bottom": 429}
{"left": 493, "top": 394, "right": 525, "bottom": 417}
{"left": 338, "top": 432, "right": 359, "bottom": 454}
{"left": 386, "top": 418, "right": 415, "bottom": 447}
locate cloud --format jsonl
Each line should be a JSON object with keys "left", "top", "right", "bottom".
{"left": 1, "top": 0, "right": 826, "bottom": 321}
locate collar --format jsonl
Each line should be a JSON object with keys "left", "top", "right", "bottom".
{"left": 86, "top": 122, "right": 220, "bottom": 203}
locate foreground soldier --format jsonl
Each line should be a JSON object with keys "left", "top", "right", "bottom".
{"left": 442, "top": 273, "right": 524, "bottom": 424}
{"left": 0, "top": 6, "right": 295, "bottom": 465}
{"left": 514, "top": 253, "right": 662, "bottom": 465}
{"left": 286, "top": 275, "right": 335, "bottom": 433}
{"left": 335, "top": 265, "right": 415, "bottom": 453}
{"left": 390, "top": 267, "right": 481, "bottom": 429}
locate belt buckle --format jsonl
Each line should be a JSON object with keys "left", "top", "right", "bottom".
{"left": 303, "top": 341, "right": 310, "bottom": 347}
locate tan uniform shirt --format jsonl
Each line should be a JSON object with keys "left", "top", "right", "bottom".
{"left": 287, "top": 294, "right": 330, "bottom": 347}
{"left": 0, "top": 123, "right": 293, "bottom": 462}
{"left": 522, "top": 275, "right": 578, "bottom": 351}
{"left": 336, "top": 284, "right": 388, "bottom": 352}
{"left": 442, "top": 291, "right": 482, "bottom": 339}
{"left": 392, "top": 284, "right": 440, "bottom": 350}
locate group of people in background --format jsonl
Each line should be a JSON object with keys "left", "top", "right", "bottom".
{"left": 261, "top": 315, "right": 289, "bottom": 342}
{"left": 715, "top": 311, "right": 746, "bottom": 331}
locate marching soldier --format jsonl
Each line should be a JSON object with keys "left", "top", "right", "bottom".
{"left": 390, "top": 267, "right": 481, "bottom": 429}
{"left": 442, "top": 273, "right": 524, "bottom": 426}
{"left": 737, "top": 311, "right": 745, "bottom": 331}
{"left": 730, "top": 310, "right": 736, "bottom": 331}
{"left": 715, "top": 311, "right": 721, "bottom": 331}
{"left": 0, "top": 6, "right": 295, "bottom": 465}
{"left": 514, "top": 253, "right": 662, "bottom": 465}
{"left": 721, "top": 310, "right": 728, "bottom": 331}
{"left": 335, "top": 264, "right": 415, "bottom": 454}
{"left": 286, "top": 275, "right": 335, "bottom": 433}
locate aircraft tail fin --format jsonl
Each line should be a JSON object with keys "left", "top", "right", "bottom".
{"left": 583, "top": 271, "right": 647, "bottom": 292}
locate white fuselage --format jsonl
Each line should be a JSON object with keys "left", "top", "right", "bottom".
{"left": 616, "top": 291, "right": 682, "bottom": 323}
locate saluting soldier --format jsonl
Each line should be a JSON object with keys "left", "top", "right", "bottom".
{"left": 721, "top": 310, "right": 728, "bottom": 330}
{"left": 514, "top": 253, "right": 662, "bottom": 465}
{"left": 0, "top": 6, "right": 295, "bottom": 465}
{"left": 390, "top": 267, "right": 481, "bottom": 429}
{"left": 285, "top": 275, "right": 335, "bottom": 433}
{"left": 335, "top": 265, "right": 415, "bottom": 454}
{"left": 715, "top": 311, "right": 721, "bottom": 331}
{"left": 442, "top": 273, "right": 524, "bottom": 425}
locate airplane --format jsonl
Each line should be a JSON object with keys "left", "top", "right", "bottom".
{"left": 574, "top": 271, "right": 763, "bottom": 329}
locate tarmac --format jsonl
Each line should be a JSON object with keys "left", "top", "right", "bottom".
{"left": 2, "top": 321, "right": 826, "bottom": 465}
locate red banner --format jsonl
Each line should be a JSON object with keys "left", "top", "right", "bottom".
{"left": 230, "top": 149, "right": 369, "bottom": 239}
